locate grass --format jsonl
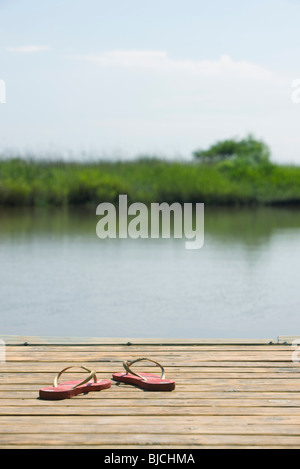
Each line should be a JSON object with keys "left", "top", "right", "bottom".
{"left": 0, "top": 156, "right": 300, "bottom": 207}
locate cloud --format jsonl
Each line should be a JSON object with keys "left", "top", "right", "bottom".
{"left": 73, "top": 50, "right": 168, "bottom": 68}
{"left": 69, "top": 49, "right": 290, "bottom": 120}
{"left": 6, "top": 45, "right": 51, "bottom": 53}
{"left": 4, "top": 48, "right": 292, "bottom": 162}
{"left": 70, "top": 50, "right": 288, "bottom": 85}
{"left": 64, "top": 50, "right": 294, "bottom": 162}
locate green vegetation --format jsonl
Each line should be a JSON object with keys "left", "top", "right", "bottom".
{"left": 193, "top": 134, "right": 271, "bottom": 165}
{"left": 0, "top": 152, "right": 300, "bottom": 207}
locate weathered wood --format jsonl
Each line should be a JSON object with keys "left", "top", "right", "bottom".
{"left": 0, "top": 335, "right": 276, "bottom": 345}
{"left": 0, "top": 432, "right": 300, "bottom": 447}
{"left": 1, "top": 414, "right": 300, "bottom": 424}
{"left": 1, "top": 390, "right": 300, "bottom": 399}
{"left": 278, "top": 336, "right": 300, "bottom": 344}
{"left": 0, "top": 336, "right": 300, "bottom": 449}
{"left": 2, "top": 423, "right": 300, "bottom": 436}
{"left": 2, "top": 397, "right": 300, "bottom": 407}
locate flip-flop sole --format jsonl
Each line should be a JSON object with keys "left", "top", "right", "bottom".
{"left": 39, "top": 379, "right": 111, "bottom": 400}
{"left": 112, "top": 372, "right": 175, "bottom": 391}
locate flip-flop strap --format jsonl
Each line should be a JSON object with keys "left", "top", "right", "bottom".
{"left": 53, "top": 366, "right": 97, "bottom": 389}
{"left": 123, "top": 358, "right": 166, "bottom": 382}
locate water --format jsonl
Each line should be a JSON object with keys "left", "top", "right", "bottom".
{"left": 0, "top": 206, "right": 300, "bottom": 339}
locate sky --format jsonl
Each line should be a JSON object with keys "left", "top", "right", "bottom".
{"left": 0, "top": 0, "right": 300, "bottom": 163}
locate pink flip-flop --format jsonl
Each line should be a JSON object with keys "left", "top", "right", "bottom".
{"left": 112, "top": 358, "right": 175, "bottom": 391}
{"left": 39, "top": 365, "right": 111, "bottom": 400}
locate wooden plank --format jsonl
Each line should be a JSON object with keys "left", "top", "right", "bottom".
{"left": 1, "top": 445, "right": 299, "bottom": 449}
{"left": 0, "top": 354, "right": 300, "bottom": 371}
{"left": 1, "top": 422, "right": 300, "bottom": 436}
{"left": 0, "top": 335, "right": 276, "bottom": 346}
{"left": 0, "top": 363, "right": 299, "bottom": 376}
{"left": 4, "top": 347, "right": 294, "bottom": 354}
{"left": 0, "top": 432, "right": 299, "bottom": 446}
{"left": 0, "top": 336, "right": 300, "bottom": 449}
{"left": 2, "top": 397, "right": 300, "bottom": 407}
{"left": 2, "top": 414, "right": 300, "bottom": 426}
{"left": 1, "top": 390, "right": 300, "bottom": 399}
{"left": 4, "top": 350, "right": 295, "bottom": 358}
{"left": 2, "top": 372, "right": 300, "bottom": 385}
{"left": 1, "top": 445, "right": 298, "bottom": 449}
{"left": 4, "top": 344, "right": 290, "bottom": 351}
{"left": 279, "top": 336, "right": 300, "bottom": 344}
{"left": 1, "top": 406, "right": 300, "bottom": 416}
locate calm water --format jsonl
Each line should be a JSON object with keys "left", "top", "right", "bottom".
{"left": 0, "top": 206, "right": 300, "bottom": 339}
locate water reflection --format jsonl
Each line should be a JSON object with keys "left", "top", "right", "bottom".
{"left": 1, "top": 205, "right": 299, "bottom": 243}
{"left": 0, "top": 206, "right": 300, "bottom": 339}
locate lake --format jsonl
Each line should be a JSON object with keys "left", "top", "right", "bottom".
{"left": 0, "top": 206, "right": 299, "bottom": 339}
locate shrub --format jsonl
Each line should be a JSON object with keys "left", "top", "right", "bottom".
{"left": 193, "top": 134, "right": 270, "bottom": 165}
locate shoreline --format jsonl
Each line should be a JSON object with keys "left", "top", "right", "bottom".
{"left": 1, "top": 157, "right": 300, "bottom": 207}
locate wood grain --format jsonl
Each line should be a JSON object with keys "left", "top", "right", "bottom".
{"left": 0, "top": 335, "right": 300, "bottom": 448}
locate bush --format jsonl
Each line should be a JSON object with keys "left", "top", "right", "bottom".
{"left": 0, "top": 155, "right": 300, "bottom": 207}
{"left": 193, "top": 134, "right": 271, "bottom": 165}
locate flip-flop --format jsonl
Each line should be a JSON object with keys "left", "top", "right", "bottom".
{"left": 39, "top": 365, "right": 111, "bottom": 400}
{"left": 112, "top": 357, "right": 175, "bottom": 391}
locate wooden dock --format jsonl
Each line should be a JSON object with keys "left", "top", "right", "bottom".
{"left": 0, "top": 335, "right": 300, "bottom": 449}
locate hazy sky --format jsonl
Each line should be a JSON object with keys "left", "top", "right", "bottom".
{"left": 0, "top": 0, "right": 300, "bottom": 162}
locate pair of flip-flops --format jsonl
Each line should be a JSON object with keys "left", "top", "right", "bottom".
{"left": 39, "top": 358, "right": 175, "bottom": 400}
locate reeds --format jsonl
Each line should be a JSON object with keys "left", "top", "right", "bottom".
{"left": 0, "top": 156, "right": 299, "bottom": 207}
